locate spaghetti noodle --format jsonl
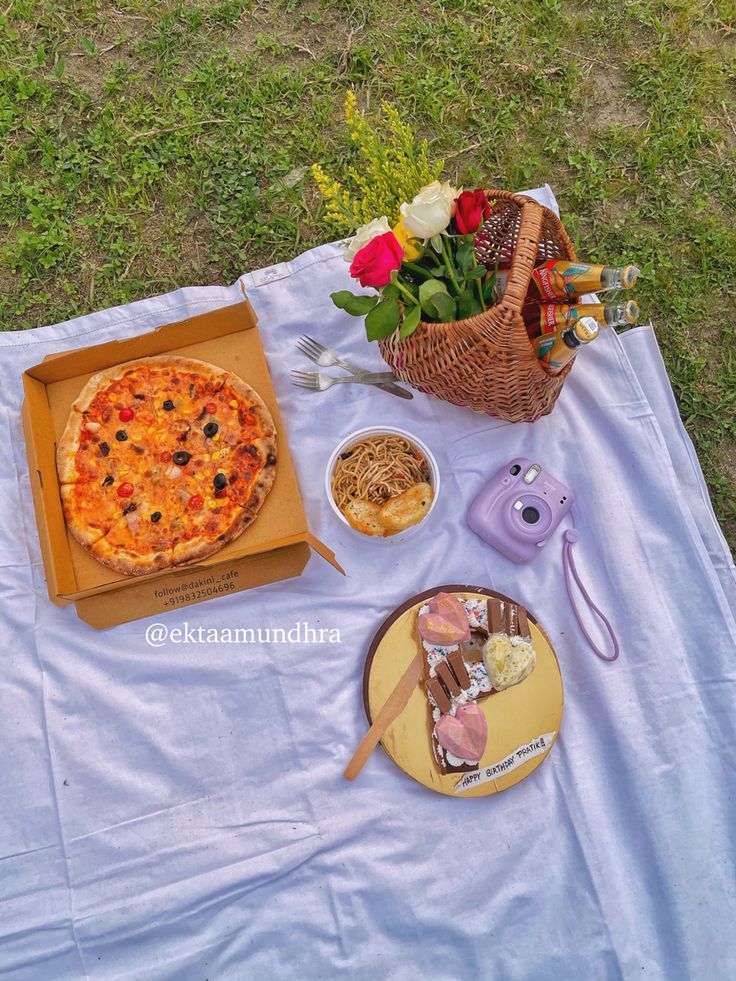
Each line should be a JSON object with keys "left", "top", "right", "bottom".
{"left": 331, "top": 434, "right": 431, "bottom": 512}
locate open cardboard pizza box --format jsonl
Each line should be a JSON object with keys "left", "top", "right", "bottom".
{"left": 21, "top": 296, "right": 343, "bottom": 629}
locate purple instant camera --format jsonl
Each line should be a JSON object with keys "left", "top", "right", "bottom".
{"left": 467, "top": 458, "right": 574, "bottom": 564}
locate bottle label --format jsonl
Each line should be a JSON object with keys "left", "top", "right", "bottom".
{"left": 540, "top": 302, "right": 606, "bottom": 334}
{"left": 542, "top": 304, "right": 567, "bottom": 332}
{"left": 532, "top": 324, "right": 578, "bottom": 374}
{"left": 532, "top": 261, "right": 604, "bottom": 300}
{"left": 532, "top": 329, "right": 567, "bottom": 365}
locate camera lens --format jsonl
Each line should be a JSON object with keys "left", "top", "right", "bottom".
{"left": 521, "top": 506, "right": 540, "bottom": 524}
{"left": 510, "top": 464, "right": 521, "bottom": 475}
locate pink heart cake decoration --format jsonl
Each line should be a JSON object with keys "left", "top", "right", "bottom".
{"left": 418, "top": 611, "right": 470, "bottom": 646}
{"left": 434, "top": 704, "right": 488, "bottom": 761}
{"left": 427, "top": 592, "right": 469, "bottom": 633}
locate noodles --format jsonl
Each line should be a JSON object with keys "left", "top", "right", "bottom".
{"left": 331, "top": 434, "right": 431, "bottom": 512}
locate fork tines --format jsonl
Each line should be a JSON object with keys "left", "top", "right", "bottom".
{"left": 289, "top": 369, "right": 320, "bottom": 390}
{"left": 296, "top": 335, "right": 326, "bottom": 360}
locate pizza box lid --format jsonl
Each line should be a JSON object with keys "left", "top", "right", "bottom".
{"left": 21, "top": 296, "right": 343, "bottom": 626}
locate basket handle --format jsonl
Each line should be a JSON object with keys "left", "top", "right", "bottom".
{"left": 497, "top": 197, "right": 544, "bottom": 310}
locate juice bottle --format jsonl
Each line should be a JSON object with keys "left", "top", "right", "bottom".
{"left": 524, "top": 300, "right": 640, "bottom": 339}
{"left": 532, "top": 317, "right": 600, "bottom": 374}
{"left": 529, "top": 260, "right": 640, "bottom": 301}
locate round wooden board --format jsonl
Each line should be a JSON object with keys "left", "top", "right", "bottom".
{"left": 363, "top": 584, "right": 564, "bottom": 797}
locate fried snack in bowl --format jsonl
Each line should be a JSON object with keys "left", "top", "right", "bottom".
{"left": 378, "top": 482, "right": 434, "bottom": 532}
{"left": 344, "top": 500, "right": 388, "bottom": 537}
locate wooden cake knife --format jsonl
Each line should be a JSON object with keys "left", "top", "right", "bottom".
{"left": 343, "top": 652, "right": 423, "bottom": 781}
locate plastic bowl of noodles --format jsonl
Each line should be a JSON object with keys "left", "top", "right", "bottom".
{"left": 325, "top": 426, "right": 440, "bottom": 542}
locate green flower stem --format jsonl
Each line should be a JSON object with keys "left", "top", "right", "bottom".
{"left": 441, "top": 237, "right": 461, "bottom": 295}
{"left": 476, "top": 276, "right": 485, "bottom": 310}
{"left": 393, "top": 278, "right": 420, "bottom": 305}
{"left": 402, "top": 261, "right": 436, "bottom": 280}
{"left": 414, "top": 249, "right": 445, "bottom": 272}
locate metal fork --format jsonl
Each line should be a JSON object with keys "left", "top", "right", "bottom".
{"left": 290, "top": 369, "right": 413, "bottom": 395}
{"left": 296, "top": 335, "right": 413, "bottom": 400}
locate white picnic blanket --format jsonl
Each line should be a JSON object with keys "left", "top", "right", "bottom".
{"left": 1, "top": 186, "right": 735, "bottom": 981}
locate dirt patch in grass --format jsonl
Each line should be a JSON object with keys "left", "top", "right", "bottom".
{"left": 587, "top": 65, "right": 647, "bottom": 130}
{"left": 227, "top": 0, "right": 359, "bottom": 64}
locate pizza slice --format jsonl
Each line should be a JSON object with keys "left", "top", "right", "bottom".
{"left": 90, "top": 512, "right": 173, "bottom": 575}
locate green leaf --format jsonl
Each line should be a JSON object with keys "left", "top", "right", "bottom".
{"left": 330, "top": 290, "right": 379, "bottom": 316}
{"left": 401, "top": 261, "right": 435, "bottom": 282}
{"left": 469, "top": 264, "right": 487, "bottom": 279}
{"left": 457, "top": 289, "right": 479, "bottom": 320}
{"left": 79, "top": 36, "right": 98, "bottom": 56}
{"left": 365, "top": 298, "right": 401, "bottom": 341}
{"left": 456, "top": 242, "right": 475, "bottom": 272}
{"left": 430, "top": 234, "right": 443, "bottom": 253}
{"left": 431, "top": 292, "right": 457, "bottom": 322}
{"left": 381, "top": 282, "right": 400, "bottom": 299}
{"left": 399, "top": 303, "right": 421, "bottom": 339}
{"left": 418, "top": 277, "right": 448, "bottom": 301}
{"left": 483, "top": 274, "right": 498, "bottom": 304}
{"left": 419, "top": 278, "right": 449, "bottom": 318}
{"left": 53, "top": 55, "right": 65, "bottom": 78}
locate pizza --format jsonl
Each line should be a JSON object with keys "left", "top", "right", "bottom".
{"left": 56, "top": 355, "right": 277, "bottom": 576}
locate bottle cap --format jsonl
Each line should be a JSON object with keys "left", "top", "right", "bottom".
{"left": 573, "top": 317, "right": 600, "bottom": 344}
{"left": 624, "top": 299, "right": 640, "bottom": 324}
{"left": 621, "top": 266, "right": 641, "bottom": 289}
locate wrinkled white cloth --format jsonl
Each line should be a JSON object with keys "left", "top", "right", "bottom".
{"left": 1, "top": 186, "right": 734, "bottom": 981}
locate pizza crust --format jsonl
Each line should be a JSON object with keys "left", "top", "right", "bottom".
{"left": 56, "top": 409, "right": 85, "bottom": 482}
{"left": 72, "top": 356, "right": 230, "bottom": 413}
{"left": 245, "top": 437, "right": 278, "bottom": 514}
{"left": 226, "top": 375, "right": 276, "bottom": 437}
{"left": 172, "top": 508, "right": 255, "bottom": 566}
{"left": 90, "top": 533, "right": 173, "bottom": 577}
{"left": 60, "top": 484, "right": 108, "bottom": 546}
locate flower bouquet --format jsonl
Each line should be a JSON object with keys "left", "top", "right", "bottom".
{"left": 312, "top": 93, "right": 577, "bottom": 422}
{"left": 312, "top": 94, "right": 498, "bottom": 343}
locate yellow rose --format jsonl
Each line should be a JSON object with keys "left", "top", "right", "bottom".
{"left": 392, "top": 218, "right": 422, "bottom": 261}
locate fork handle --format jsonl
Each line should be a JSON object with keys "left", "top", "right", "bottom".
{"left": 332, "top": 371, "right": 399, "bottom": 385}
{"left": 333, "top": 354, "right": 382, "bottom": 376}
{"left": 336, "top": 361, "right": 413, "bottom": 399}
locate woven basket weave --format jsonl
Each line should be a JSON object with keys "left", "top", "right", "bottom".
{"left": 378, "top": 189, "right": 577, "bottom": 423}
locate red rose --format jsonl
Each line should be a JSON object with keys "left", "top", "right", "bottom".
{"left": 349, "top": 231, "right": 403, "bottom": 289}
{"left": 454, "top": 189, "right": 491, "bottom": 235}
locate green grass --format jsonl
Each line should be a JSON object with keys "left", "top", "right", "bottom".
{"left": 1, "top": 0, "right": 735, "bottom": 546}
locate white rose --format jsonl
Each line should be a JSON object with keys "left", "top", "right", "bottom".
{"left": 399, "top": 181, "right": 459, "bottom": 239}
{"left": 343, "top": 216, "right": 392, "bottom": 262}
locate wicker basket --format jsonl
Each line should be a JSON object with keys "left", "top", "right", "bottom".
{"left": 378, "top": 189, "right": 577, "bottom": 423}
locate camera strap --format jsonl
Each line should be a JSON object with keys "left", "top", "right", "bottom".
{"left": 562, "top": 529, "right": 620, "bottom": 661}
